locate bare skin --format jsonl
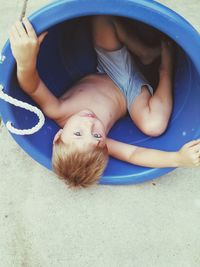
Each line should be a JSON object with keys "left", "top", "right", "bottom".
{"left": 93, "top": 15, "right": 160, "bottom": 64}
{"left": 9, "top": 17, "right": 200, "bottom": 168}
{"left": 57, "top": 74, "right": 127, "bottom": 132}
{"left": 93, "top": 15, "right": 173, "bottom": 137}
{"left": 130, "top": 40, "right": 174, "bottom": 136}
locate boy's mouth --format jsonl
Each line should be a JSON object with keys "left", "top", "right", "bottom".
{"left": 85, "top": 113, "right": 96, "bottom": 118}
{"left": 80, "top": 110, "right": 97, "bottom": 118}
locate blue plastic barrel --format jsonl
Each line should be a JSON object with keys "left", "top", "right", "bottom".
{"left": 0, "top": 0, "right": 200, "bottom": 185}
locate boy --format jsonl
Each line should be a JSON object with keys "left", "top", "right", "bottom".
{"left": 9, "top": 16, "right": 200, "bottom": 188}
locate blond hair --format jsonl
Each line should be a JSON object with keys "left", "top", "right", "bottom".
{"left": 52, "top": 137, "right": 109, "bottom": 188}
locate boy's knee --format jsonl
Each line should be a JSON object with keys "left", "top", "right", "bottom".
{"left": 93, "top": 15, "right": 122, "bottom": 51}
{"left": 139, "top": 118, "right": 168, "bottom": 137}
{"left": 93, "top": 15, "right": 113, "bottom": 22}
{"left": 93, "top": 15, "right": 113, "bottom": 33}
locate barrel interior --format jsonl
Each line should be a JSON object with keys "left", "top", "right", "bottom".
{"left": 4, "top": 15, "right": 200, "bottom": 183}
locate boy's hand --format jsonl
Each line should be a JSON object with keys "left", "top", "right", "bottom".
{"left": 178, "top": 139, "right": 200, "bottom": 167}
{"left": 9, "top": 17, "right": 48, "bottom": 71}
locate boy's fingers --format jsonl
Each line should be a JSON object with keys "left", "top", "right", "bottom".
{"left": 14, "top": 20, "right": 27, "bottom": 38}
{"left": 185, "top": 139, "right": 200, "bottom": 148}
{"left": 9, "top": 33, "right": 16, "bottom": 46}
{"left": 9, "top": 30, "right": 15, "bottom": 41}
{"left": 38, "top": 31, "right": 48, "bottom": 45}
{"left": 195, "top": 144, "right": 200, "bottom": 154}
{"left": 11, "top": 25, "right": 20, "bottom": 40}
{"left": 192, "top": 143, "right": 200, "bottom": 153}
{"left": 195, "top": 142, "right": 200, "bottom": 149}
{"left": 22, "top": 17, "right": 37, "bottom": 39}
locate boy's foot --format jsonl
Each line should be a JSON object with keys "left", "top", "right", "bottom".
{"left": 140, "top": 44, "right": 161, "bottom": 65}
{"left": 159, "top": 40, "right": 174, "bottom": 76}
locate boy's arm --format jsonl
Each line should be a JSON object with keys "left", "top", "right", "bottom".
{"left": 17, "top": 68, "right": 62, "bottom": 120}
{"left": 9, "top": 18, "right": 63, "bottom": 120}
{"left": 106, "top": 138, "right": 200, "bottom": 168}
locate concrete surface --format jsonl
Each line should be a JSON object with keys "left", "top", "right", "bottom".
{"left": 0, "top": 1, "right": 200, "bottom": 267}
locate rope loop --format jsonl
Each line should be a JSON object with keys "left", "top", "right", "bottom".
{"left": 0, "top": 84, "right": 45, "bottom": 135}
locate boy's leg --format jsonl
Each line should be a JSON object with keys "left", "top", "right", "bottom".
{"left": 93, "top": 15, "right": 160, "bottom": 64}
{"left": 129, "top": 41, "right": 174, "bottom": 137}
{"left": 92, "top": 15, "right": 123, "bottom": 51}
{"left": 112, "top": 18, "right": 160, "bottom": 65}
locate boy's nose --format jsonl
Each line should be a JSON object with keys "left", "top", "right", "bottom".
{"left": 84, "top": 120, "right": 94, "bottom": 128}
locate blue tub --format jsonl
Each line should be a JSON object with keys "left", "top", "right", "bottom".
{"left": 0, "top": 0, "right": 200, "bottom": 185}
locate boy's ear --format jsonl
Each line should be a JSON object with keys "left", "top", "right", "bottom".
{"left": 53, "top": 129, "right": 63, "bottom": 144}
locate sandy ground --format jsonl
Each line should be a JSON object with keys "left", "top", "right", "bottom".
{"left": 0, "top": 0, "right": 200, "bottom": 266}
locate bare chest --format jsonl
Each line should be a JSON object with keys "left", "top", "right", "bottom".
{"left": 60, "top": 74, "right": 127, "bottom": 116}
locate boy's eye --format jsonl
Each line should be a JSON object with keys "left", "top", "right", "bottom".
{"left": 93, "top": 133, "right": 102, "bottom": 138}
{"left": 74, "top": 132, "right": 81, "bottom": 136}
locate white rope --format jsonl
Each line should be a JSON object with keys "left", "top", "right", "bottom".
{"left": 0, "top": 84, "right": 45, "bottom": 135}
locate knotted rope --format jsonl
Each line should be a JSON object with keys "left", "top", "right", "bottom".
{"left": 0, "top": 85, "right": 45, "bottom": 135}
{"left": 0, "top": 0, "right": 45, "bottom": 135}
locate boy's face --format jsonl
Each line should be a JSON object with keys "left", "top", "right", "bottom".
{"left": 53, "top": 110, "right": 106, "bottom": 149}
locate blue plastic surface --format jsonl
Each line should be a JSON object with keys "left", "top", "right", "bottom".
{"left": 0, "top": 0, "right": 200, "bottom": 185}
